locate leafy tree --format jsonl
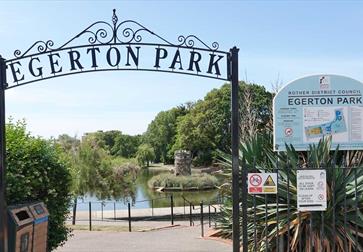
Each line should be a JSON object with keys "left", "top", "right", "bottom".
{"left": 111, "top": 134, "right": 141, "bottom": 158}
{"left": 108, "top": 158, "right": 139, "bottom": 200}
{"left": 57, "top": 133, "right": 139, "bottom": 201}
{"left": 6, "top": 120, "right": 72, "bottom": 250}
{"left": 75, "top": 136, "right": 113, "bottom": 196}
{"left": 57, "top": 134, "right": 80, "bottom": 153}
{"left": 101, "top": 130, "right": 122, "bottom": 150}
{"left": 173, "top": 82, "right": 272, "bottom": 165}
{"left": 136, "top": 144, "right": 155, "bottom": 167}
{"left": 83, "top": 130, "right": 122, "bottom": 155}
{"left": 83, "top": 131, "right": 141, "bottom": 158}
{"left": 144, "top": 105, "right": 190, "bottom": 164}
{"left": 56, "top": 134, "right": 83, "bottom": 195}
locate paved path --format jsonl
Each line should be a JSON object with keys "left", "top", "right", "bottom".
{"left": 55, "top": 225, "right": 231, "bottom": 252}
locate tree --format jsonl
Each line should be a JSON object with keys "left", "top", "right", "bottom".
{"left": 82, "top": 131, "right": 141, "bottom": 158}
{"left": 57, "top": 134, "right": 80, "bottom": 154}
{"left": 144, "top": 105, "right": 189, "bottom": 164}
{"left": 6, "top": 120, "right": 72, "bottom": 250}
{"left": 136, "top": 144, "right": 155, "bottom": 167}
{"left": 57, "top": 133, "right": 140, "bottom": 201}
{"left": 75, "top": 137, "right": 113, "bottom": 195}
{"left": 173, "top": 82, "right": 272, "bottom": 165}
{"left": 57, "top": 134, "right": 85, "bottom": 193}
{"left": 83, "top": 130, "right": 122, "bottom": 155}
{"left": 111, "top": 134, "right": 141, "bottom": 158}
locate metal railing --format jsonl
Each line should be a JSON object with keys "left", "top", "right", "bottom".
{"left": 70, "top": 195, "right": 221, "bottom": 234}
{"left": 244, "top": 162, "right": 363, "bottom": 252}
{"left": 182, "top": 196, "right": 195, "bottom": 226}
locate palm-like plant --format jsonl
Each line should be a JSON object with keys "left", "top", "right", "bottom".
{"left": 217, "top": 133, "right": 363, "bottom": 251}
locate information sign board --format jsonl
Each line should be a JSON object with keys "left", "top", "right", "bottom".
{"left": 248, "top": 173, "right": 277, "bottom": 194}
{"left": 297, "top": 169, "right": 327, "bottom": 211}
{"left": 273, "top": 75, "right": 363, "bottom": 151}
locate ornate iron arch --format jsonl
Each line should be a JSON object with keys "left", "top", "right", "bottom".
{"left": 3, "top": 9, "right": 231, "bottom": 90}
{"left": 0, "top": 9, "right": 243, "bottom": 252}
{"left": 13, "top": 9, "right": 222, "bottom": 58}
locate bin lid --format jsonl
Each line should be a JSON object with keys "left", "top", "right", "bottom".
{"left": 28, "top": 202, "right": 49, "bottom": 219}
{"left": 8, "top": 206, "right": 34, "bottom": 227}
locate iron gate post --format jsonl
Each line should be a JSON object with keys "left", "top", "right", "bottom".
{"left": 230, "top": 47, "right": 241, "bottom": 252}
{"left": 0, "top": 55, "right": 8, "bottom": 252}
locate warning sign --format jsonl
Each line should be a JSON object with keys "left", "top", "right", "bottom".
{"left": 264, "top": 175, "right": 276, "bottom": 186}
{"left": 297, "top": 169, "right": 327, "bottom": 211}
{"left": 248, "top": 173, "right": 277, "bottom": 194}
{"left": 249, "top": 174, "right": 262, "bottom": 186}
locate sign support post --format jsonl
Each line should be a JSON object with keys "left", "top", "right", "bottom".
{"left": 230, "top": 46, "right": 243, "bottom": 252}
{"left": 0, "top": 55, "right": 7, "bottom": 252}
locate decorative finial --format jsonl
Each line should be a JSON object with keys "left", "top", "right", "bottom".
{"left": 112, "top": 9, "right": 118, "bottom": 26}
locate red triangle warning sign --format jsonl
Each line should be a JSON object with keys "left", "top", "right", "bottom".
{"left": 263, "top": 175, "right": 276, "bottom": 186}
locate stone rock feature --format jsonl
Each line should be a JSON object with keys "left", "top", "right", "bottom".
{"left": 174, "top": 150, "right": 192, "bottom": 176}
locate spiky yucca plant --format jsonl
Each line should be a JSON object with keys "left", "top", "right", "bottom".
{"left": 217, "top": 133, "right": 363, "bottom": 251}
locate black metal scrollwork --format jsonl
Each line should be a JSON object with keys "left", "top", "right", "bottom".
{"left": 177, "top": 35, "right": 219, "bottom": 51}
{"left": 13, "top": 9, "right": 220, "bottom": 58}
{"left": 14, "top": 40, "right": 55, "bottom": 58}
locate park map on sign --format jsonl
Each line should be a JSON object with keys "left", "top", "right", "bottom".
{"left": 305, "top": 108, "right": 347, "bottom": 139}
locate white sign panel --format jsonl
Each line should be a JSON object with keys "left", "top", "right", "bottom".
{"left": 273, "top": 74, "right": 363, "bottom": 151}
{"left": 297, "top": 169, "right": 327, "bottom": 211}
{"left": 248, "top": 173, "right": 277, "bottom": 194}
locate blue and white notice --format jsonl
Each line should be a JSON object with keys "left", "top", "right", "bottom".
{"left": 273, "top": 75, "right": 363, "bottom": 151}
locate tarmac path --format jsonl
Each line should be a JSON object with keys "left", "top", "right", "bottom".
{"left": 55, "top": 224, "right": 231, "bottom": 252}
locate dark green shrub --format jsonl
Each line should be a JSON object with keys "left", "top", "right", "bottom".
{"left": 6, "top": 120, "right": 72, "bottom": 251}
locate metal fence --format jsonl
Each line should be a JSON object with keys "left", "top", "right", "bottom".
{"left": 69, "top": 195, "right": 221, "bottom": 236}
{"left": 243, "top": 162, "right": 363, "bottom": 252}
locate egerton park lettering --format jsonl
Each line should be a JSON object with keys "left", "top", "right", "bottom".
{"left": 288, "top": 97, "right": 362, "bottom": 105}
{"left": 5, "top": 45, "right": 228, "bottom": 87}
{"left": 287, "top": 89, "right": 362, "bottom": 106}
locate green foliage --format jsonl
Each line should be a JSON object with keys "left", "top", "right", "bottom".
{"left": 101, "top": 158, "right": 139, "bottom": 200}
{"left": 217, "top": 134, "right": 363, "bottom": 251}
{"left": 143, "top": 105, "right": 190, "bottom": 164}
{"left": 110, "top": 156, "right": 138, "bottom": 167}
{"left": 57, "top": 134, "right": 80, "bottom": 153}
{"left": 76, "top": 137, "right": 114, "bottom": 197}
{"left": 57, "top": 134, "right": 140, "bottom": 201}
{"left": 141, "top": 82, "right": 272, "bottom": 166}
{"left": 6, "top": 120, "right": 72, "bottom": 250}
{"left": 83, "top": 130, "right": 141, "bottom": 158}
{"left": 112, "top": 134, "right": 141, "bottom": 158}
{"left": 57, "top": 134, "right": 84, "bottom": 196}
{"left": 148, "top": 173, "right": 219, "bottom": 190}
{"left": 136, "top": 144, "right": 155, "bottom": 168}
{"left": 173, "top": 82, "right": 272, "bottom": 165}
{"left": 84, "top": 130, "right": 121, "bottom": 153}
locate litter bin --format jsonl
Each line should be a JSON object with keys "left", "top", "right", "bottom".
{"left": 8, "top": 205, "right": 34, "bottom": 252}
{"left": 28, "top": 202, "right": 49, "bottom": 252}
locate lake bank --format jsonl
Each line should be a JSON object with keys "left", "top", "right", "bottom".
{"left": 73, "top": 166, "right": 223, "bottom": 211}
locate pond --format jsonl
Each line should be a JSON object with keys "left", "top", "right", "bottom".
{"left": 75, "top": 168, "right": 221, "bottom": 211}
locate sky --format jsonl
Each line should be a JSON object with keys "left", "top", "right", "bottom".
{"left": 0, "top": 0, "right": 363, "bottom": 138}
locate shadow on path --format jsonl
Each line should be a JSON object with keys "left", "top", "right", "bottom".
{"left": 55, "top": 225, "right": 231, "bottom": 252}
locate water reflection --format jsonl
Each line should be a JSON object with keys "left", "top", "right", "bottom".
{"left": 76, "top": 168, "right": 220, "bottom": 211}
